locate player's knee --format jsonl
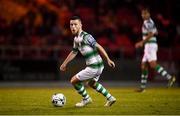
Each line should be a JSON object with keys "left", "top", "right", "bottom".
{"left": 150, "top": 64, "right": 156, "bottom": 69}
{"left": 70, "top": 76, "right": 80, "bottom": 85}
{"left": 88, "top": 80, "right": 96, "bottom": 88}
{"left": 141, "top": 64, "right": 146, "bottom": 70}
{"left": 70, "top": 78, "right": 74, "bottom": 85}
{"left": 149, "top": 63, "right": 156, "bottom": 69}
{"left": 70, "top": 77, "right": 76, "bottom": 85}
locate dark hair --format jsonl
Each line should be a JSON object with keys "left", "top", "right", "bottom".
{"left": 70, "top": 15, "right": 82, "bottom": 21}
{"left": 142, "top": 7, "right": 150, "bottom": 13}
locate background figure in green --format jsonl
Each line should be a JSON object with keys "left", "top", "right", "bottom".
{"left": 135, "top": 8, "right": 176, "bottom": 92}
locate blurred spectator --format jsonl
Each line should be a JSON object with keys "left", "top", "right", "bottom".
{"left": 0, "top": 0, "right": 179, "bottom": 59}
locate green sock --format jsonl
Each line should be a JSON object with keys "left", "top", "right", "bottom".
{"left": 155, "top": 65, "right": 172, "bottom": 80}
{"left": 140, "top": 70, "right": 148, "bottom": 89}
{"left": 74, "top": 82, "right": 89, "bottom": 99}
{"left": 93, "top": 82, "right": 111, "bottom": 99}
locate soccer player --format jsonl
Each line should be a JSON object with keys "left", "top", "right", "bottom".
{"left": 60, "top": 16, "right": 116, "bottom": 107}
{"left": 135, "top": 8, "right": 176, "bottom": 92}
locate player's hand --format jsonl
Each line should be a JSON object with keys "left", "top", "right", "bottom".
{"left": 60, "top": 64, "right": 67, "bottom": 71}
{"left": 135, "top": 41, "right": 144, "bottom": 48}
{"left": 107, "top": 59, "right": 115, "bottom": 68}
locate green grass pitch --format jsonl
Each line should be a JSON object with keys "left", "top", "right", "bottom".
{"left": 0, "top": 87, "right": 180, "bottom": 115}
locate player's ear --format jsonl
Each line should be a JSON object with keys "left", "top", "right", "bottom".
{"left": 79, "top": 21, "right": 82, "bottom": 27}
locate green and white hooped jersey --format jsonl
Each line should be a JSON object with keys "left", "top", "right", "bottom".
{"left": 72, "top": 31, "right": 104, "bottom": 69}
{"left": 142, "top": 18, "right": 157, "bottom": 44}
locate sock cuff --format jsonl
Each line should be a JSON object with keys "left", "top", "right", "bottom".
{"left": 74, "top": 82, "right": 83, "bottom": 90}
{"left": 95, "top": 82, "right": 100, "bottom": 88}
{"left": 155, "top": 64, "right": 161, "bottom": 71}
{"left": 142, "top": 70, "right": 148, "bottom": 75}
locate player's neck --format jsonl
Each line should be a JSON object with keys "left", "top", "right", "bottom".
{"left": 144, "top": 17, "right": 151, "bottom": 21}
{"left": 76, "top": 30, "right": 83, "bottom": 37}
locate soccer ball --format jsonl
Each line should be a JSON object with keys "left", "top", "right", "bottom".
{"left": 52, "top": 93, "right": 66, "bottom": 107}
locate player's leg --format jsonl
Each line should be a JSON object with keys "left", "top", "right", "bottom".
{"left": 149, "top": 61, "right": 176, "bottom": 87}
{"left": 70, "top": 76, "right": 92, "bottom": 107}
{"left": 70, "top": 76, "right": 90, "bottom": 100}
{"left": 137, "top": 62, "right": 148, "bottom": 92}
{"left": 147, "top": 43, "right": 176, "bottom": 87}
{"left": 137, "top": 44, "right": 150, "bottom": 92}
{"left": 88, "top": 80, "right": 116, "bottom": 106}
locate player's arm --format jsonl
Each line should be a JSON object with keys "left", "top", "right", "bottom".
{"left": 135, "top": 21, "right": 158, "bottom": 48}
{"left": 95, "top": 43, "right": 115, "bottom": 68}
{"left": 60, "top": 51, "right": 78, "bottom": 71}
{"left": 135, "top": 32, "right": 155, "bottom": 48}
{"left": 142, "top": 32, "right": 155, "bottom": 43}
{"left": 85, "top": 34, "right": 115, "bottom": 68}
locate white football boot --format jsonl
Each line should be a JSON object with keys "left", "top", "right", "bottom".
{"left": 104, "top": 96, "right": 116, "bottom": 107}
{"left": 75, "top": 97, "right": 92, "bottom": 107}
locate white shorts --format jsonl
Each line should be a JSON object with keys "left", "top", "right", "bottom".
{"left": 142, "top": 43, "right": 158, "bottom": 63}
{"left": 76, "top": 67, "right": 104, "bottom": 82}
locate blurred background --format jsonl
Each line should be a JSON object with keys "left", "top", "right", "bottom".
{"left": 0, "top": 0, "right": 179, "bottom": 87}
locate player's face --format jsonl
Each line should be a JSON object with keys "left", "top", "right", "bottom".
{"left": 70, "top": 19, "right": 82, "bottom": 35}
{"left": 141, "top": 10, "right": 150, "bottom": 20}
